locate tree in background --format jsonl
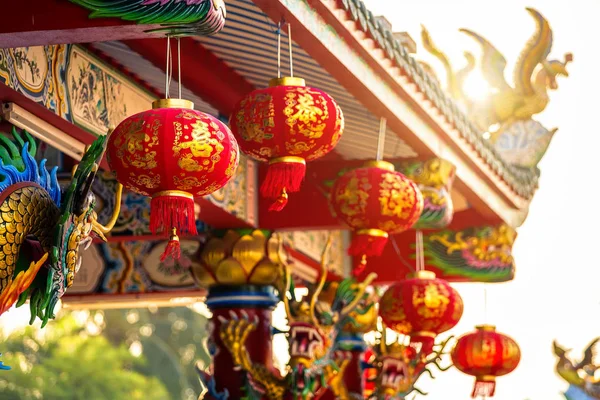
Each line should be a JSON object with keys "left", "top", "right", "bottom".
{"left": 100, "top": 305, "right": 211, "bottom": 400}
{"left": 0, "top": 312, "right": 169, "bottom": 400}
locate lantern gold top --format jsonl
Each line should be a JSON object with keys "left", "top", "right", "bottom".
{"left": 269, "top": 76, "right": 306, "bottom": 87}
{"left": 475, "top": 324, "right": 497, "bottom": 332}
{"left": 152, "top": 98, "right": 195, "bottom": 110}
{"left": 410, "top": 270, "right": 436, "bottom": 280}
{"left": 363, "top": 160, "right": 395, "bottom": 172}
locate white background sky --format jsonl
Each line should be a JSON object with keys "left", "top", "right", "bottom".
{"left": 0, "top": 1, "right": 597, "bottom": 400}
{"left": 363, "top": 0, "right": 599, "bottom": 399}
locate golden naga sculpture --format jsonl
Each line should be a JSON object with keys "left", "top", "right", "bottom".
{"left": 554, "top": 339, "right": 600, "bottom": 399}
{"left": 422, "top": 8, "right": 572, "bottom": 131}
{"left": 0, "top": 129, "right": 122, "bottom": 326}
{"left": 421, "top": 7, "right": 572, "bottom": 168}
{"left": 191, "top": 229, "right": 284, "bottom": 288}
{"left": 218, "top": 235, "right": 376, "bottom": 399}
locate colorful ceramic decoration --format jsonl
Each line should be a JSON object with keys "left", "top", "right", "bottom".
{"left": 107, "top": 99, "right": 239, "bottom": 260}
{"left": 400, "top": 158, "right": 456, "bottom": 230}
{"left": 554, "top": 338, "right": 600, "bottom": 400}
{"left": 366, "top": 333, "right": 453, "bottom": 399}
{"left": 379, "top": 271, "right": 463, "bottom": 355}
{"left": 230, "top": 77, "right": 344, "bottom": 211}
{"left": 329, "top": 160, "right": 423, "bottom": 260}
{"left": 215, "top": 236, "right": 376, "bottom": 399}
{"left": 69, "top": 0, "right": 227, "bottom": 36}
{"left": 422, "top": 224, "right": 516, "bottom": 282}
{"left": 0, "top": 129, "right": 122, "bottom": 326}
{"left": 191, "top": 230, "right": 283, "bottom": 288}
{"left": 452, "top": 325, "right": 521, "bottom": 398}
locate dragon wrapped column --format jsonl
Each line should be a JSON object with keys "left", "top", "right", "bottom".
{"left": 206, "top": 285, "right": 279, "bottom": 399}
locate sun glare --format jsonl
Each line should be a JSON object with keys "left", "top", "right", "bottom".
{"left": 462, "top": 71, "right": 492, "bottom": 102}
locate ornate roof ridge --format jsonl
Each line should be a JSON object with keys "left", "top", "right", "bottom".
{"left": 338, "top": 0, "right": 540, "bottom": 199}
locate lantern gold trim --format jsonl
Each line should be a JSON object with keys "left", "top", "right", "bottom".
{"left": 356, "top": 229, "right": 389, "bottom": 238}
{"left": 475, "top": 324, "right": 497, "bottom": 332}
{"left": 152, "top": 190, "right": 195, "bottom": 200}
{"left": 269, "top": 156, "right": 306, "bottom": 165}
{"left": 411, "top": 330, "right": 437, "bottom": 339}
{"left": 152, "top": 98, "right": 195, "bottom": 110}
{"left": 269, "top": 76, "right": 306, "bottom": 87}
{"left": 410, "top": 270, "right": 436, "bottom": 280}
{"left": 363, "top": 160, "right": 395, "bottom": 171}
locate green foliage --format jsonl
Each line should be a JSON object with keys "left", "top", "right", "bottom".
{"left": 0, "top": 313, "right": 169, "bottom": 400}
{"left": 101, "top": 306, "right": 211, "bottom": 400}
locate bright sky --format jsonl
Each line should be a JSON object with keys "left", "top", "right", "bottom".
{"left": 363, "top": 0, "right": 599, "bottom": 399}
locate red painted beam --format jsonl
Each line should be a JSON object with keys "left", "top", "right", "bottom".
{"left": 123, "top": 38, "right": 256, "bottom": 116}
{"left": 0, "top": 83, "right": 109, "bottom": 170}
{"left": 0, "top": 0, "right": 163, "bottom": 48}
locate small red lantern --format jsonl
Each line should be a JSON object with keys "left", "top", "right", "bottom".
{"left": 451, "top": 325, "right": 521, "bottom": 398}
{"left": 230, "top": 77, "right": 343, "bottom": 211}
{"left": 379, "top": 271, "right": 463, "bottom": 354}
{"left": 107, "top": 99, "right": 239, "bottom": 259}
{"left": 329, "top": 160, "right": 423, "bottom": 258}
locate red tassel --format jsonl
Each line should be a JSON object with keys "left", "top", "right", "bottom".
{"left": 472, "top": 379, "right": 496, "bottom": 398}
{"left": 261, "top": 158, "right": 306, "bottom": 211}
{"left": 150, "top": 192, "right": 197, "bottom": 236}
{"left": 160, "top": 228, "right": 181, "bottom": 262}
{"left": 348, "top": 230, "right": 389, "bottom": 257}
{"left": 352, "top": 255, "right": 368, "bottom": 278}
{"left": 268, "top": 188, "right": 288, "bottom": 211}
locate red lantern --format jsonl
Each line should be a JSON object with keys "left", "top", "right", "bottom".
{"left": 379, "top": 271, "right": 463, "bottom": 354}
{"left": 230, "top": 77, "right": 343, "bottom": 211}
{"left": 451, "top": 325, "right": 521, "bottom": 398}
{"left": 329, "top": 160, "right": 423, "bottom": 258}
{"left": 107, "top": 99, "right": 239, "bottom": 259}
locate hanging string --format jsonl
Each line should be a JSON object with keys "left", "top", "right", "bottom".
{"left": 177, "top": 37, "right": 182, "bottom": 99}
{"left": 288, "top": 22, "right": 294, "bottom": 77}
{"left": 391, "top": 236, "right": 416, "bottom": 273}
{"left": 277, "top": 21, "right": 282, "bottom": 78}
{"left": 376, "top": 117, "right": 387, "bottom": 161}
{"left": 165, "top": 37, "right": 171, "bottom": 98}
{"left": 483, "top": 284, "right": 488, "bottom": 324}
{"left": 415, "top": 230, "right": 424, "bottom": 272}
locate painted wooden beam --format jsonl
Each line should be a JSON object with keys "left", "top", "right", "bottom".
{"left": 0, "top": 0, "right": 164, "bottom": 48}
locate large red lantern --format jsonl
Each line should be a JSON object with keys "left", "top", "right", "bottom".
{"left": 379, "top": 271, "right": 463, "bottom": 354}
{"left": 230, "top": 77, "right": 343, "bottom": 211}
{"left": 451, "top": 325, "right": 521, "bottom": 398}
{"left": 107, "top": 99, "right": 239, "bottom": 259}
{"left": 329, "top": 160, "right": 423, "bottom": 258}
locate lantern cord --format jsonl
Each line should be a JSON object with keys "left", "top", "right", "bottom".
{"left": 288, "top": 22, "right": 294, "bottom": 77}
{"left": 277, "top": 21, "right": 282, "bottom": 78}
{"left": 484, "top": 284, "right": 488, "bottom": 324}
{"left": 165, "top": 37, "right": 171, "bottom": 98}
{"left": 376, "top": 117, "right": 387, "bottom": 161}
{"left": 391, "top": 236, "right": 416, "bottom": 273}
{"left": 416, "top": 230, "right": 425, "bottom": 272}
{"left": 177, "top": 37, "right": 182, "bottom": 99}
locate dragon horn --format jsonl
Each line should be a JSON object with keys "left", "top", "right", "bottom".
{"left": 340, "top": 272, "right": 377, "bottom": 318}
{"left": 92, "top": 182, "right": 123, "bottom": 235}
{"left": 277, "top": 234, "right": 293, "bottom": 321}
{"left": 309, "top": 234, "right": 333, "bottom": 328}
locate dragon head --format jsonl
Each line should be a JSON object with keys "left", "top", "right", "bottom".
{"left": 542, "top": 53, "right": 573, "bottom": 90}
{"left": 281, "top": 235, "right": 376, "bottom": 396}
{"left": 37, "top": 133, "right": 122, "bottom": 326}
